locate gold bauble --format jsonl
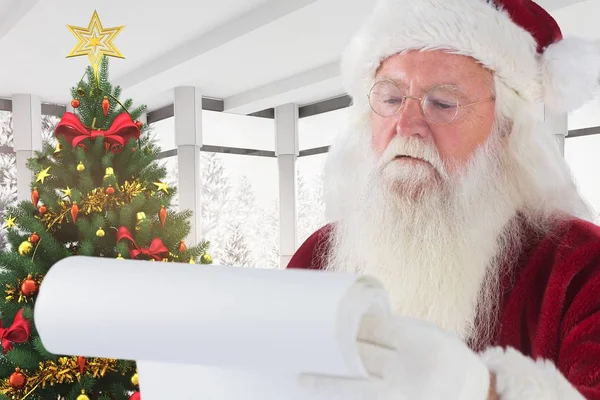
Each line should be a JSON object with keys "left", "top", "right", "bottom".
{"left": 201, "top": 253, "right": 212, "bottom": 264}
{"left": 77, "top": 162, "right": 85, "bottom": 172}
{"left": 77, "top": 389, "right": 90, "bottom": 400}
{"left": 18, "top": 240, "right": 33, "bottom": 256}
{"left": 189, "top": 258, "right": 196, "bottom": 264}
{"left": 104, "top": 167, "right": 114, "bottom": 179}
{"left": 96, "top": 227, "right": 105, "bottom": 238}
{"left": 131, "top": 372, "right": 139, "bottom": 386}
{"left": 136, "top": 212, "right": 147, "bottom": 222}
{"left": 116, "top": 253, "right": 124, "bottom": 259}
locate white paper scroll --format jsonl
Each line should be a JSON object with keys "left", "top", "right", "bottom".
{"left": 34, "top": 256, "right": 390, "bottom": 399}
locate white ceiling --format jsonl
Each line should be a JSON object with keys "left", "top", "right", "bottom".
{"left": 0, "top": 0, "right": 598, "bottom": 115}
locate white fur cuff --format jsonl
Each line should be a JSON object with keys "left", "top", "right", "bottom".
{"left": 479, "top": 346, "right": 585, "bottom": 400}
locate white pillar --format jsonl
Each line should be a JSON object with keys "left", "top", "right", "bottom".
{"left": 174, "top": 87, "right": 203, "bottom": 245}
{"left": 12, "top": 94, "right": 42, "bottom": 202}
{"left": 275, "top": 103, "right": 299, "bottom": 268}
{"left": 543, "top": 105, "right": 568, "bottom": 156}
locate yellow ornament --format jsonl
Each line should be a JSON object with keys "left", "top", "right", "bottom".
{"left": 54, "top": 142, "right": 62, "bottom": 154}
{"left": 131, "top": 372, "right": 139, "bottom": 386}
{"left": 66, "top": 10, "right": 125, "bottom": 79}
{"left": 153, "top": 181, "right": 169, "bottom": 194}
{"left": 189, "top": 258, "right": 196, "bottom": 264}
{"left": 104, "top": 167, "right": 114, "bottom": 179}
{"left": 116, "top": 253, "right": 124, "bottom": 259}
{"left": 135, "top": 211, "right": 147, "bottom": 231}
{"left": 96, "top": 227, "right": 105, "bottom": 238}
{"left": 35, "top": 167, "right": 51, "bottom": 183}
{"left": 201, "top": 253, "right": 212, "bottom": 264}
{"left": 77, "top": 389, "right": 90, "bottom": 400}
{"left": 4, "top": 215, "right": 16, "bottom": 230}
{"left": 77, "top": 162, "right": 85, "bottom": 172}
{"left": 18, "top": 240, "right": 33, "bottom": 256}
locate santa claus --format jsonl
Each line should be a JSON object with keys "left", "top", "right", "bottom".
{"left": 288, "top": 0, "right": 600, "bottom": 398}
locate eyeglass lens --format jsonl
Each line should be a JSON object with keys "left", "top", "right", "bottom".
{"left": 369, "top": 81, "right": 460, "bottom": 124}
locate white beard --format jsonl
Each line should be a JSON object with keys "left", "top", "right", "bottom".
{"left": 323, "top": 117, "right": 526, "bottom": 346}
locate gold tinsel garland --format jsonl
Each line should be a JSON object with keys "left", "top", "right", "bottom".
{"left": 0, "top": 356, "right": 120, "bottom": 399}
{"left": 39, "top": 180, "right": 147, "bottom": 231}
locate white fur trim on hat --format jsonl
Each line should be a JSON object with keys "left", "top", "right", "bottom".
{"left": 341, "top": 0, "right": 600, "bottom": 114}
{"left": 479, "top": 346, "right": 585, "bottom": 399}
{"left": 542, "top": 37, "right": 600, "bottom": 112}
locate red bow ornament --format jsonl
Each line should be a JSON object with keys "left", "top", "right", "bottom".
{"left": 54, "top": 112, "right": 140, "bottom": 153}
{"left": 0, "top": 309, "right": 30, "bottom": 353}
{"left": 117, "top": 227, "right": 169, "bottom": 261}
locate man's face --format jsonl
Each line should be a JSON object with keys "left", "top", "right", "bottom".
{"left": 370, "top": 50, "right": 496, "bottom": 191}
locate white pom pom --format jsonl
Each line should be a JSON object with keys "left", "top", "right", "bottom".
{"left": 542, "top": 37, "right": 600, "bottom": 112}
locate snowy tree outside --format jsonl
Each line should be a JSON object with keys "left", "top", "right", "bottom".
{"left": 0, "top": 112, "right": 60, "bottom": 249}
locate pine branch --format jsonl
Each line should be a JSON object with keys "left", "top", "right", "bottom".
{"left": 32, "top": 336, "right": 57, "bottom": 361}
{"left": 5, "top": 348, "right": 40, "bottom": 370}
{"left": 0, "top": 356, "right": 15, "bottom": 377}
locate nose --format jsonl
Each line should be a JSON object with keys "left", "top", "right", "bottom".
{"left": 395, "top": 97, "right": 428, "bottom": 138}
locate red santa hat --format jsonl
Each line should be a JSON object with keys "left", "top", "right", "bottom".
{"left": 341, "top": 0, "right": 600, "bottom": 113}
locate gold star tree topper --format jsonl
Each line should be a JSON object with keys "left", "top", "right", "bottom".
{"left": 66, "top": 10, "right": 125, "bottom": 78}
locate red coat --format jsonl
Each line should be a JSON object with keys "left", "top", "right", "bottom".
{"left": 287, "top": 218, "right": 600, "bottom": 398}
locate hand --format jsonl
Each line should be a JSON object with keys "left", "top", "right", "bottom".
{"left": 299, "top": 314, "right": 492, "bottom": 399}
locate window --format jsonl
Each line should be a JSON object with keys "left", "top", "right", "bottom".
{"left": 565, "top": 134, "right": 600, "bottom": 222}
{"left": 202, "top": 110, "right": 274, "bottom": 151}
{"left": 42, "top": 115, "right": 61, "bottom": 148}
{"left": 296, "top": 153, "right": 328, "bottom": 245}
{"left": 298, "top": 107, "right": 351, "bottom": 151}
{"left": 149, "top": 116, "right": 176, "bottom": 152}
{"left": 0, "top": 110, "right": 12, "bottom": 147}
{"left": 0, "top": 111, "right": 16, "bottom": 250}
{"left": 200, "top": 152, "right": 279, "bottom": 268}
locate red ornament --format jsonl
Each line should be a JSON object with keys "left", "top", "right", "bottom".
{"left": 106, "top": 185, "right": 115, "bottom": 195}
{"left": 129, "top": 392, "right": 141, "bottom": 400}
{"left": 71, "top": 99, "right": 80, "bottom": 108}
{"left": 71, "top": 202, "right": 79, "bottom": 223}
{"left": 9, "top": 368, "right": 26, "bottom": 389}
{"left": 102, "top": 96, "right": 110, "bottom": 116}
{"left": 179, "top": 240, "right": 187, "bottom": 253}
{"left": 159, "top": 206, "right": 167, "bottom": 227}
{"left": 38, "top": 205, "right": 47, "bottom": 215}
{"left": 29, "top": 232, "right": 39, "bottom": 244}
{"left": 20, "top": 275, "right": 37, "bottom": 297}
{"left": 31, "top": 187, "right": 39, "bottom": 207}
{"left": 135, "top": 120, "right": 144, "bottom": 129}
{"left": 77, "top": 356, "right": 86, "bottom": 374}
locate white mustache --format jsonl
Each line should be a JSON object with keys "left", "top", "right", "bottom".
{"left": 379, "top": 136, "right": 447, "bottom": 175}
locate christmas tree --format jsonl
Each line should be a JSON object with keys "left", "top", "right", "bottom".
{"left": 0, "top": 54, "right": 212, "bottom": 400}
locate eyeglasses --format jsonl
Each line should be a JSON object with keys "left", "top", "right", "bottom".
{"left": 367, "top": 80, "right": 495, "bottom": 125}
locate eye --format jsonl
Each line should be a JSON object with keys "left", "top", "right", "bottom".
{"left": 430, "top": 100, "right": 455, "bottom": 109}
{"left": 383, "top": 96, "right": 403, "bottom": 105}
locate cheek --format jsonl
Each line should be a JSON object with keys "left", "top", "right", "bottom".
{"left": 370, "top": 116, "right": 395, "bottom": 154}
{"left": 432, "top": 107, "right": 496, "bottom": 168}
{"left": 432, "top": 124, "right": 491, "bottom": 167}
